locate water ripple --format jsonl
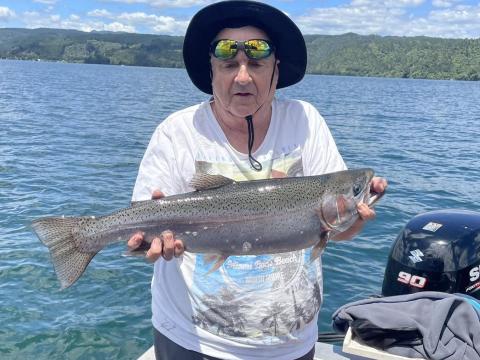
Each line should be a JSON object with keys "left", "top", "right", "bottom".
{"left": 1, "top": 60, "right": 479, "bottom": 357}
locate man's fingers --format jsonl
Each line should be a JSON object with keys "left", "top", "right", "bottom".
{"left": 127, "top": 231, "right": 145, "bottom": 250}
{"left": 146, "top": 237, "right": 163, "bottom": 263}
{"left": 142, "top": 229, "right": 183, "bottom": 262}
{"left": 161, "top": 231, "right": 175, "bottom": 261}
{"left": 152, "top": 190, "right": 165, "bottom": 200}
{"left": 174, "top": 239, "right": 185, "bottom": 257}
{"left": 358, "top": 203, "right": 376, "bottom": 221}
{"left": 371, "top": 177, "right": 388, "bottom": 194}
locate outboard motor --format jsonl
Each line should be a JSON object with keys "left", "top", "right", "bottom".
{"left": 382, "top": 210, "right": 480, "bottom": 299}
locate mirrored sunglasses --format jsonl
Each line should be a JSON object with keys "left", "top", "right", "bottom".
{"left": 210, "top": 39, "right": 275, "bottom": 60}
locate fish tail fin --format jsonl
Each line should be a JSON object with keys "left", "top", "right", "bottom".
{"left": 32, "top": 217, "right": 97, "bottom": 289}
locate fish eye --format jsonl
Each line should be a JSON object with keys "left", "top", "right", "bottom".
{"left": 353, "top": 182, "right": 362, "bottom": 196}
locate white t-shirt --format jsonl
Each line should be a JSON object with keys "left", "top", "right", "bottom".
{"left": 132, "top": 98, "right": 346, "bottom": 360}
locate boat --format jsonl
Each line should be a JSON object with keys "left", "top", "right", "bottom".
{"left": 137, "top": 329, "right": 419, "bottom": 360}
{"left": 136, "top": 341, "right": 378, "bottom": 360}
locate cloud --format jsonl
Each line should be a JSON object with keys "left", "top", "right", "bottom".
{"left": 432, "top": 0, "right": 460, "bottom": 7}
{"left": 116, "top": 12, "right": 189, "bottom": 34}
{"left": 22, "top": 11, "right": 136, "bottom": 33}
{"left": 101, "top": 0, "right": 213, "bottom": 8}
{"left": 350, "top": 0, "right": 424, "bottom": 7}
{"left": 87, "top": 9, "right": 113, "bottom": 18}
{"left": 85, "top": 9, "right": 189, "bottom": 34}
{"left": 33, "top": 0, "right": 58, "bottom": 4}
{"left": 12, "top": 0, "right": 480, "bottom": 38}
{"left": 103, "top": 22, "right": 136, "bottom": 32}
{"left": 20, "top": 7, "right": 189, "bottom": 35}
{"left": 295, "top": 1, "right": 480, "bottom": 38}
{"left": 0, "top": 6, "right": 16, "bottom": 22}
{"left": 296, "top": 3, "right": 407, "bottom": 36}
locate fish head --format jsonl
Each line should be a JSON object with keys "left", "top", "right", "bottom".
{"left": 318, "top": 168, "right": 374, "bottom": 232}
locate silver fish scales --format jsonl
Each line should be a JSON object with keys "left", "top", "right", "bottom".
{"left": 32, "top": 168, "right": 381, "bottom": 288}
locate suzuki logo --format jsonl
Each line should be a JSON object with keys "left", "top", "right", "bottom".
{"left": 409, "top": 249, "right": 424, "bottom": 263}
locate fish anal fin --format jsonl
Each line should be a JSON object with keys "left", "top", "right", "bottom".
{"left": 310, "top": 231, "right": 330, "bottom": 262}
{"left": 203, "top": 254, "right": 219, "bottom": 264}
{"left": 189, "top": 174, "right": 235, "bottom": 191}
{"left": 203, "top": 254, "right": 228, "bottom": 274}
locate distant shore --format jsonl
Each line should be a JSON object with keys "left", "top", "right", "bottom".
{"left": 1, "top": 28, "right": 479, "bottom": 81}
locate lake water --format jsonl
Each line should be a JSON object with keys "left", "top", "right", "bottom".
{"left": 1, "top": 59, "right": 479, "bottom": 359}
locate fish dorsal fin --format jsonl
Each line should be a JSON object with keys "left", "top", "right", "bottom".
{"left": 130, "top": 199, "right": 151, "bottom": 208}
{"left": 189, "top": 173, "right": 235, "bottom": 191}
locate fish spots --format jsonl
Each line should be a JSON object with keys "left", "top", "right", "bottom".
{"left": 257, "top": 185, "right": 275, "bottom": 193}
{"left": 242, "top": 241, "right": 252, "bottom": 253}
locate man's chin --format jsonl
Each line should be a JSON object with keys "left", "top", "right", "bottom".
{"left": 229, "top": 99, "right": 260, "bottom": 116}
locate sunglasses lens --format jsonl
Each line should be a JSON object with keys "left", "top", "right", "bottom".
{"left": 213, "top": 40, "right": 238, "bottom": 60}
{"left": 211, "top": 39, "right": 274, "bottom": 60}
{"left": 244, "top": 40, "right": 272, "bottom": 59}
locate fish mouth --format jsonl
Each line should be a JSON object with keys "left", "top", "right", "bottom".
{"left": 367, "top": 188, "right": 385, "bottom": 208}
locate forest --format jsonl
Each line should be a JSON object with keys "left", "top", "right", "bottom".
{"left": 1, "top": 28, "right": 479, "bottom": 81}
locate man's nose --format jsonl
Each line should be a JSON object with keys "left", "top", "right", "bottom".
{"left": 235, "top": 63, "right": 252, "bottom": 85}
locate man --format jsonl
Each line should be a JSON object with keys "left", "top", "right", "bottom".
{"left": 129, "top": 1, "right": 387, "bottom": 359}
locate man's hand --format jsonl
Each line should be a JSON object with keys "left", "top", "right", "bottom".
{"left": 333, "top": 176, "right": 388, "bottom": 241}
{"left": 127, "top": 190, "right": 185, "bottom": 262}
{"left": 357, "top": 176, "right": 387, "bottom": 220}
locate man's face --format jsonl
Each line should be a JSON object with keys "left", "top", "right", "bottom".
{"left": 210, "top": 26, "right": 279, "bottom": 118}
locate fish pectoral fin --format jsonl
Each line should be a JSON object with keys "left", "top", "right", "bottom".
{"left": 203, "top": 254, "right": 229, "bottom": 274}
{"left": 189, "top": 173, "right": 236, "bottom": 191}
{"left": 310, "top": 231, "right": 330, "bottom": 262}
{"left": 286, "top": 158, "right": 304, "bottom": 177}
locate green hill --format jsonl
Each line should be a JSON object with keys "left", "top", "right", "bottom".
{"left": 0, "top": 28, "right": 184, "bottom": 68}
{"left": 1, "top": 28, "right": 479, "bottom": 81}
{"left": 304, "top": 33, "right": 480, "bottom": 80}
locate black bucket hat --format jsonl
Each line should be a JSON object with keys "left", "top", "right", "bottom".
{"left": 183, "top": 0, "right": 307, "bottom": 94}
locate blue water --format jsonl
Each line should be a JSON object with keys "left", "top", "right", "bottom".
{"left": 1, "top": 59, "right": 479, "bottom": 359}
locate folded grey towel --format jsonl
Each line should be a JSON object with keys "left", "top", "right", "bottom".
{"left": 332, "top": 291, "right": 480, "bottom": 360}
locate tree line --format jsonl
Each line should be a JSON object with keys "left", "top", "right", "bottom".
{"left": 1, "top": 28, "right": 479, "bottom": 81}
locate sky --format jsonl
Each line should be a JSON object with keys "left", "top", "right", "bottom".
{"left": 0, "top": 0, "right": 480, "bottom": 38}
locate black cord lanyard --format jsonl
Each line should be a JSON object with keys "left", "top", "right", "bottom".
{"left": 245, "top": 114, "right": 262, "bottom": 171}
{"left": 244, "top": 58, "right": 277, "bottom": 172}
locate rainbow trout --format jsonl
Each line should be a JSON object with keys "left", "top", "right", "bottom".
{"left": 32, "top": 168, "right": 382, "bottom": 288}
